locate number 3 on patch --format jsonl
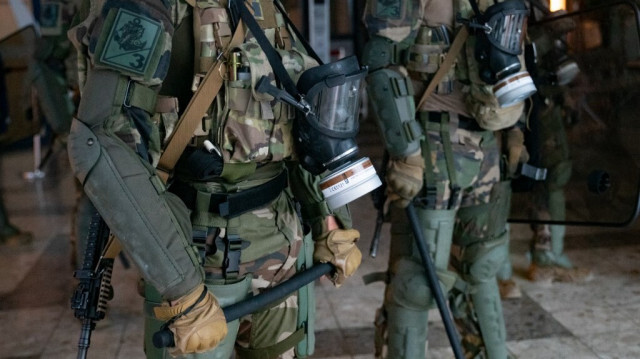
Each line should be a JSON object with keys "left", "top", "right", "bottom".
{"left": 95, "top": 8, "right": 163, "bottom": 80}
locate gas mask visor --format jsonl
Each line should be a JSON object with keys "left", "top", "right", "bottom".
{"left": 295, "top": 56, "right": 382, "bottom": 210}
{"left": 475, "top": 0, "right": 537, "bottom": 107}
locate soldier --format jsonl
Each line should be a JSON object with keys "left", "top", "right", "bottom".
{"left": 0, "top": 191, "right": 33, "bottom": 245}
{"left": 362, "top": 0, "right": 535, "bottom": 357}
{"left": 525, "top": 3, "right": 589, "bottom": 282}
{"left": 28, "top": 0, "right": 88, "bottom": 267}
{"left": 67, "top": 0, "right": 362, "bottom": 358}
{"left": 498, "top": 0, "right": 590, "bottom": 287}
{"left": 496, "top": 124, "right": 528, "bottom": 299}
{"left": 31, "top": 0, "right": 80, "bottom": 139}
{"left": 0, "top": 54, "right": 33, "bottom": 246}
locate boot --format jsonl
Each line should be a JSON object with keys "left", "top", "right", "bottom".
{"left": 0, "top": 224, "right": 33, "bottom": 246}
{"left": 498, "top": 278, "right": 522, "bottom": 299}
{"left": 527, "top": 225, "right": 592, "bottom": 283}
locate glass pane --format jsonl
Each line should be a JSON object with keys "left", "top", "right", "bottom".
{"left": 510, "top": 1, "right": 640, "bottom": 226}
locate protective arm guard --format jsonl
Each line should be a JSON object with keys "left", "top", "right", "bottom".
{"left": 363, "top": 36, "right": 422, "bottom": 158}
{"left": 286, "top": 162, "right": 353, "bottom": 237}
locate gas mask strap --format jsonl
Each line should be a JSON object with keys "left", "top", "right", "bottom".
{"left": 234, "top": 0, "right": 298, "bottom": 98}
{"left": 467, "top": 0, "right": 482, "bottom": 17}
{"left": 272, "top": 0, "right": 323, "bottom": 65}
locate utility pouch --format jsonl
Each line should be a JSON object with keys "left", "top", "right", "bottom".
{"left": 221, "top": 42, "right": 316, "bottom": 163}
{"left": 174, "top": 146, "right": 223, "bottom": 181}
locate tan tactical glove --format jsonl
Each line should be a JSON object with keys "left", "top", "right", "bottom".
{"left": 505, "top": 127, "right": 529, "bottom": 178}
{"left": 154, "top": 284, "right": 228, "bottom": 356}
{"left": 386, "top": 151, "right": 425, "bottom": 208}
{"left": 313, "top": 217, "right": 362, "bottom": 287}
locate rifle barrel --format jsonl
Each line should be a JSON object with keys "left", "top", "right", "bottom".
{"left": 76, "top": 319, "right": 92, "bottom": 359}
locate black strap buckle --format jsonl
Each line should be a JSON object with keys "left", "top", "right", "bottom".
{"left": 415, "top": 186, "right": 438, "bottom": 208}
{"left": 223, "top": 234, "right": 242, "bottom": 279}
{"left": 448, "top": 186, "right": 461, "bottom": 210}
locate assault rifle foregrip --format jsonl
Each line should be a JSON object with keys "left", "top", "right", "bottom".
{"left": 70, "top": 209, "right": 114, "bottom": 359}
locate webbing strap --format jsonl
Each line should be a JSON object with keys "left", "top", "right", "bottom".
{"left": 169, "top": 170, "right": 288, "bottom": 219}
{"left": 439, "top": 114, "right": 459, "bottom": 196}
{"left": 272, "top": 0, "right": 323, "bottom": 64}
{"left": 156, "top": 19, "right": 246, "bottom": 183}
{"left": 415, "top": 27, "right": 469, "bottom": 112}
{"left": 236, "top": 0, "right": 298, "bottom": 97}
{"left": 420, "top": 112, "right": 459, "bottom": 209}
{"left": 420, "top": 112, "right": 437, "bottom": 207}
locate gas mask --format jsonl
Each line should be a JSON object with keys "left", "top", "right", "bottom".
{"left": 469, "top": 0, "right": 537, "bottom": 107}
{"left": 537, "top": 39, "right": 580, "bottom": 86}
{"left": 257, "top": 55, "right": 382, "bottom": 210}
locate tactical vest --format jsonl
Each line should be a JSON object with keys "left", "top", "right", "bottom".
{"left": 157, "top": 0, "right": 319, "bottom": 179}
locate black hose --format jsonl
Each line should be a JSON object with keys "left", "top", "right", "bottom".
{"left": 405, "top": 203, "right": 465, "bottom": 359}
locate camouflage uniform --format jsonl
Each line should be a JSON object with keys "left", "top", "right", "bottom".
{"left": 525, "top": 4, "right": 579, "bottom": 280}
{"left": 363, "top": 0, "right": 524, "bottom": 358}
{"left": 68, "top": 1, "right": 354, "bottom": 358}
{"left": 31, "top": 0, "right": 80, "bottom": 136}
{"left": 0, "top": 29, "right": 33, "bottom": 246}
{"left": 29, "top": 0, "right": 88, "bottom": 267}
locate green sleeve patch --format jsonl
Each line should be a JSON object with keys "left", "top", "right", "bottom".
{"left": 95, "top": 8, "right": 163, "bottom": 79}
{"left": 373, "top": 0, "right": 404, "bottom": 20}
{"left": 40, "top": 2, "right": 63, "bottom": 36}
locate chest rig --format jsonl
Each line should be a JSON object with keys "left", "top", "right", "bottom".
{"left": 163, "top": 1, "right": 321, "bottom": 281}
{"left": 188, "top": 0, "right": 313, "bottom": 165}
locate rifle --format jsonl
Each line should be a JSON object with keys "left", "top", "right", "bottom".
{"left": 70, "top": 209, "right": 115, "bottom": 359}
{"left": 369, "top": 151, "right": 389, "bottom": 258}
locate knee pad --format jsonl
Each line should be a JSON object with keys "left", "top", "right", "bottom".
{"left": 388, "top": 258, "right": 432, "bottom": 311}
{"left": 388, "top": 257, "right": 458, "bottom": 311}
{"left": 456, "top": 231, "right": 509, "bottom": 284}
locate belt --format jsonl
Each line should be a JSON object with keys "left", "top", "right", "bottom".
{"left": 169, "top": 170, "right": 288, "bottom": 219}
{"left": 426, "top": 112, "right": 483, "bottom": 132}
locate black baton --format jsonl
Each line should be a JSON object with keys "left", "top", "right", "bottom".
{"left": 153, "top": 263, "right": 334, "bottom": 348}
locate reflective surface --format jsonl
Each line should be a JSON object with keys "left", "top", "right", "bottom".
{"left": 510, "top": 1, "right": 640, "bottom": 226}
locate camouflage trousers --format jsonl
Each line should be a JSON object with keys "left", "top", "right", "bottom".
{"left": 144, "top": 167, "right": 307, "bottom": 359}
{"left": 531, "top": 102, "right": 571, "bottom": 244}
{"left": 378, "top": 111, "right": 510, "bottom": 359}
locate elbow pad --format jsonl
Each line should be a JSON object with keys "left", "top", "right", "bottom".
{"left": 365, "top": 68, "right": 422, "bottom": 157}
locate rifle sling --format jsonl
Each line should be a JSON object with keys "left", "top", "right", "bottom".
{"left": 106, "top": 19, "right": 245, "bottom": 260}
{"left": 156, "top": 20, "right": 246, "bottom": 183}
{"left": 415, "top": 26, "right": 469, "bottom": 112}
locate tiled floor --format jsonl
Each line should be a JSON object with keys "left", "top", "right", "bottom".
{"left": 1, "top": 130, "right": 639, "bottom": 359}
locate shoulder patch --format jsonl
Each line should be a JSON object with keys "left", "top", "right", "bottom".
{"left": 40, "top": 1, "right": 63, "bottom": 36}
{"left": 373, "top": 0, "right": 405, "bottom": 20}
{"left": 95, "top": 8, "right": 163, "bottom": 78}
